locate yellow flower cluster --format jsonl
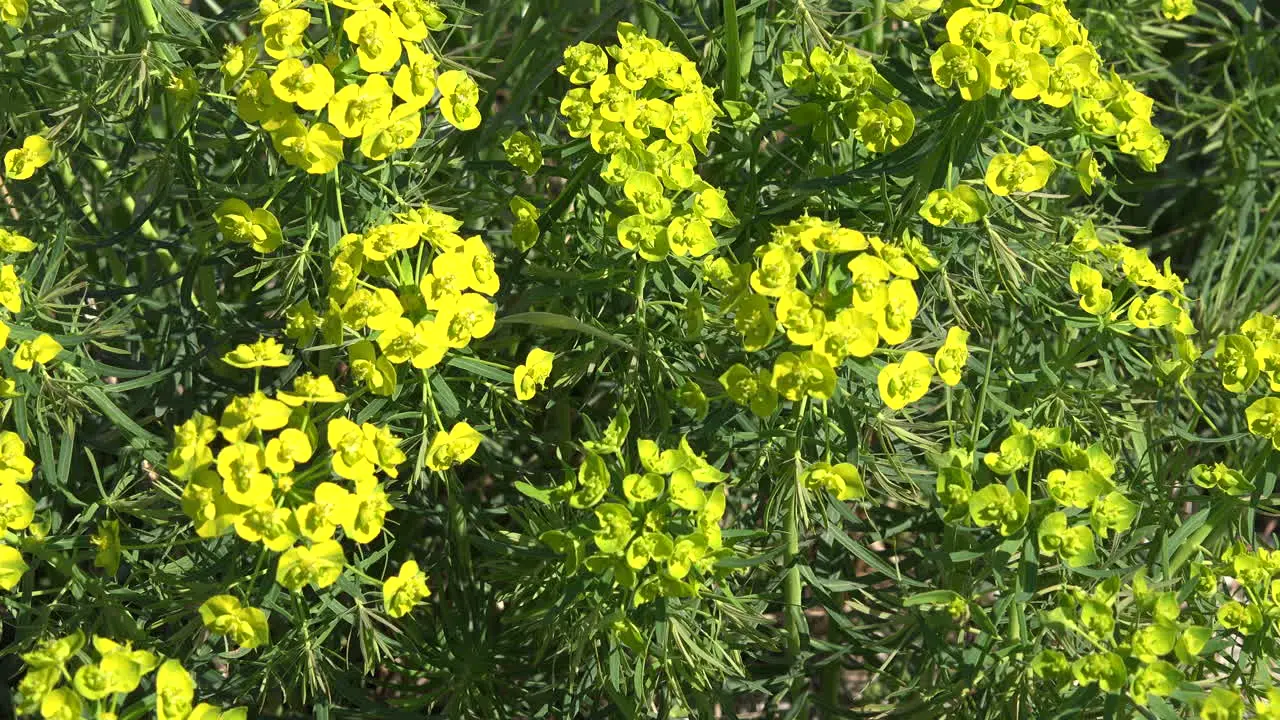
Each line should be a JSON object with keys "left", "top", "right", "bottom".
{"left": 526, "top": 434, "right": 735, "bottom": 606}
{"left": 1229, "top": 313, "right": 1280, "bottom": 449}
{"left": 167, "top": 370, "right": 401, "bottom": 592}
{"left": 556, "top": 24, "right": 736, "bottom": 261}
{"left": 293, "top": 206, "right": 498, "bottom": 398}
{"left": 779, "top": 42, "right": 916, "bottom": 153}
{"left": 1, "top": 0, "right": 27, "bottom": 28}
{"left": 15, "top": 631, "right": 247, "bottom": 720}
{"left": 936, "top": 422, "right": 1136, "bottom": 558}
{"left": 226, "top": 0, "right": 473, "bottom": 174}
{"left": 927, "top": 0, "right": 1168, "bottom": 171}
{"left": 0, "top": 430, "right": 35, "bottom": 592}
{"left": 706, "top": 216, "right": 967, "bottom": 413}
{"left": 1, "top": 226, "right": 66, "bottom": 376}
{"left": 1065, "top": 222, "right": 1195, "bottom": 336}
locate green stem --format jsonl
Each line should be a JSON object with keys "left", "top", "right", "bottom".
{"left": 722, "top": 0, "right": 741, "bottom": 102}
{"left": 132, "top": 0, "right": 161, "bottom": 33}
{"left": 871, "top": 0, "right": 886, "bottom": 52}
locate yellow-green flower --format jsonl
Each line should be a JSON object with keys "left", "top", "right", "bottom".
{"left": 1069, "top": 262, "right": 1113, "bottom": 316}
{"left": 1247, "top": 397, "right": 1280, "bottom": 449}
{"left": 771, "top": 351, "right": 836, "bottom": 401}
{"left": 1036, "top": 511, "right": 1096, "bottom": 567}
{"left": 1128, "top": 293, "right": 1180, "bottom": 330}
{"left": 877, "top": 350, "right": 934, "bottom": 410}
{"left": 296, "top": 482, "right": 355, "bottom": 542}
{"left": 360, "top": 104, "right": 422, "bottom": 160}
{"left": 277, "top": 373, "right": 346, "bottom": 406}
{"left": 217, "top": 443, "right": 273, "bottom": 506}
{"left": 853, "top": 98, "right": 915, "bottom": 153}
{"left": 0, "top": 543, "right": 26, "bottom": 590}
{"left": 425, "top": 421, "right": 483, "bottom": 471}
{"left": 393, "top": 43, "right": 440, "bottom": 109}
{"left": 802, "top": 462, "right": 866, "bottom": 501}
{"left": 234, "top": 503, "right": 296, "bottom": 551}
{"left": 920, "top": 186, "right": 987, "bottom": 226}
{"left": 2, "top": 0, "right": 28, "bottom": 27}
{"left": 93, "top": 519, "right": 121, "bottom": 575}
{"left": 934, "top": 326, "right": 970, "bottom": 386}
{"left": 347, "top": 478, "right": 392, "bottom": 543}
{"left": 219, "top": 392, "right": 291, "bottom": 441}
{"left": 13, "top": 333, "right": 62, "bottom": 371}
{"left": 0, "top": 431, "right": 32, "bottom": 484}
{"left": 271, "top": 58, "right": 335, "bottom": 112}
{"left": 877, "top": 278, "right": 919, "bottom": 345}
{"left": 930, "top": 43, "right": 991, "bottom": 101}
{"left": 436, "top": 292, "right": 495, "bottom": 348}
{"left": 1076, "top": 149, "right": 1102, "bottom": 194}
{"left": 0, "top": 481, "right": 34, "bottom": 532}
{"left": 220, "top": 36, "right": 258, "bottom": 82}
{"left": 343, "top": 9, "right": 402, "bottom": 73}
{"left": 985, "top": 145, "right": 1055, "bottom": 196}
{"left": 0, "top": 228, "right": 34, "bottom": 254}
{"left": 968, "top": 483, "right": 1029, "bottom": 535}
{"left": 327, "top": 74, "right": 395, "bottom": 139}
{"left": 437, "top": 69, "right": 482, "bottom": 131}
{"left": 271, "top": 118, "right": 345, "bottom": 174}
{"left": 383, "top": 559, "right": 431, "bottom": 617}
{"left": 386, "top": 0, "right": 444, "bottom": 40}
{"left": 514, "top": 347, "right": 554, "bottom": 401}
{"left": 262, "top": 9, "right": 310, "bottom": 60}
{"left": 0, "top": 263, "right": 22, "bottom": 312}
{"left": 277, "top": 540, "right": 345, "bottom": 590}
{"left": 213, "top": 199, "right": 283, "bottom": 253}
{"left": 559, "top": 41, "right": 610, "bottom": 84}
{"left": 503, "top": 130, "right": 543, "bottom": 175}
{"left": 987, "top": 44, "right": 1050, "bottom": 100}
{"left": 223, "top": 336, "right": 291, "bottom": 369}
{"left": 199, "top": 595, "right": 270, "bottom": 649}
{"left": 1161, "top": 0, "right": 1196, "bottom": 21}
{"left": 3, "top": 135, "right": 51, "bottom": 181}
{"left": 156, "top": 660, "right": 195, "bottom": 720}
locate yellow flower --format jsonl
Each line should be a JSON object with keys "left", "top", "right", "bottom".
{"left": 199, "top": 595, "right": 270, "bottom": 649}
{"left": 0, "top": 482, "right": 35, "bottom": 531}
{"left": 425, "top": 421, "right": 483, "bottom": 471}
{"left": 277, "top": 373, "right": 346, "bottom": 406}
{"left": 437, "top": 69, "right": 482, "bottom": 131}
{"left": 342, "top": 286, "right": 403, "bottom": 331}
{"left": 930, "top": 43, "right": 991, "bottom": 101}
{"left": 0, "top": 431, "right": 33, "bottom": 484}
{"left": 347, "top": 478, "right": 392, "bottom": 543}
{"left": 878, "top": 278, "right": 919, "bottom": 345}
{"left": 877, "top": 351, "right": 935, "bottom": 410}
{"left": 272, "top": 118, "right": 345, "bottom": 174}
{"left": 218, "top": 392, "right": 291, "bottom": 441}
{"left": 0, "top": 228, "right": 34, "bottom": 254}
{"left": 216, "top": 443, "right": 274, "bottom": 506}
{"left": 223, "top": 336, "right": 292, "bottom": 369}
{"left": 295, "top": 482, "right": 356, "bottom": 541}
{"left": 343, "top": 9, "right": 402, "bottom": 73}
{"left": 1128, "top": 294, "right": 1181, "bottom": 329}
{"left": 360, "top": 104, "right": 422, "bottom": 160}
{"left": 376, "top": 317, "right": 447, "bottom": 369}
{"left": 262, "top": 8, "right": 310, "bottom": 60}
{"left": 934, "top": 327, "right": 970, "bottom": 386}
{"left": 985, "top": 145, "right": 1055, "bottom": 196}
{"left": 3, "top": 135, "right": 51, "bottom": 181}
{"left": 349, "top": 340, "right": 398, "bottom": 397}
{"left": 264, "top": 428, "right": 313, "bottom": 474}
{"left": 1069, "top": 262, "right": 1113, "bottom": 316}
{"left": 276, "top": 540, "right": 345, "bottom": 590}
{"left": 2, "top": 0, "right": 28, "bottom": 27}
{"left": 155, "top": 660, "right": 195, "bottom": 720}
{"left": 327, "top": 74, "right": 395, "bottom": 139}
{"left": 383, "top": 560, "right": 431, "bottom": 617}
{"left": 181, "top": 469, "right": 242, "bottom": 538}
{"left": 236, "top": 70, "right": 296, "bottom": 130}
{"left": 13, "top": 333, "right": 62, "bottom": 371}
{"left": 271, "top": 58, "right": 335, "bottom": 111}
{"left": 460, "top": 236, "right": 500, "bottom": 295}
{"left": 987, "top": 44, "right": 1050, "bottom": 100}
{"left": 436, "top": 292, "right": 496, "bottom": 348}
{"left": 0, "top": 264, "right": 22, "bottom": 312}
{"left": 514, "top": 348, "right": 555, "bottom": 401}
{"left": 393, "top": 44, "right": 439, "bottom": 109}
{"left": 1161, "top": 0, "right": 1196, "bottom": 21}
{"left": 328, "top": 417, "right": 379, "bottom": 482}
{"left": 919, "top": 186, "right": 987, "bottom": 226}
{"left": 0, "top": 543, "right": 27, "bottom": 590}
{"left": 234, "top": 503, "right": 296, "bottom": 551}
{"left": 213, "top": 199, "right": 284, "bottom": 253}
{"left": 386, "top": 0, "right": 444, "bottom": 40}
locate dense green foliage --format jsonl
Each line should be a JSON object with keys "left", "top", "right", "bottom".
{"left": 4, "top": 0, "right": 1280, "bottom": 717}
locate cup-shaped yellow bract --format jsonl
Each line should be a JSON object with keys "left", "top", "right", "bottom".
{"left": 985, "top": 145, "right": 1055, "bottom": 196}
{"left": 877, "top": 350, "right": 934, "bottom": 410}
{"left": 425, "top": 421, "right": 483, "bottom": 471}
{"left": 383, "top": 559, "right": 431, "bottom": 617}
{"left": 437, "top": 69, "right": 482, "bottom": 131}
{"left": 930, "top": 42, "right": 991, "bottom": 101}
{"left": 343, "top": 9, "right": 402, "bottom": 73}
{"left": 3, "top": 135, "right": 51, "bottom": 180}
